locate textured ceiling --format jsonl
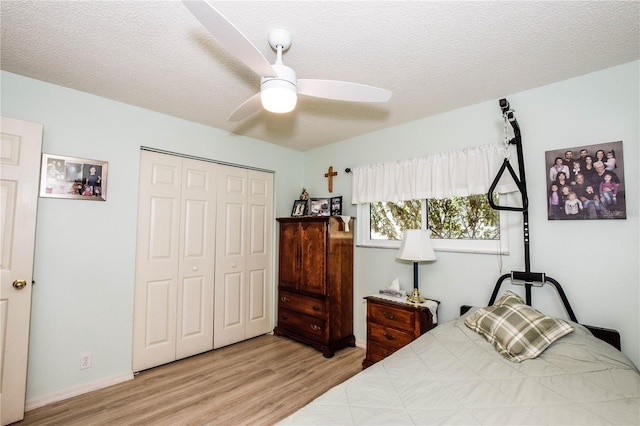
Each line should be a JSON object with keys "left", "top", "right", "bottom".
{"left": 2, "top": 1, "right": 638, "bottom": 151}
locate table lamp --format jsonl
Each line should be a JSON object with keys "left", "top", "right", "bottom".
{"left": 396, "top": 229, "right": 437, "bottom": 304}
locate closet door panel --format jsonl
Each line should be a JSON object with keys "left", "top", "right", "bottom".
{"left": 145, "top": 279, "right": 174, "bottom": 345}
{"left": 214, "top": 166, "right": 247, "bottom": 348}
{"left": 133, "top": 152, "right": 181, "bottom": 372}
{"left": 245, "top": 170, "right": 273, "bottom": 337}
{"left": 248, "top": 269, "right": 266, "bottom": 321}
{"left": 176, "top": 159, "right": 216, "bottom": 359}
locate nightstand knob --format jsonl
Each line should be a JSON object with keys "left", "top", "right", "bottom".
{"left": 383, "top": 312, "right": 395, "bottom": 320}
{"left": 310, "top": 324, "right": 321, "bottom": 331}
{"left": 383, "top": 333, "right": 396, "bottom": 341}
{"left": 280, "top": 296, "right": 290, "bottom": 303}
{"left": 312, "top": 305, "right": 321, "bottom": 311}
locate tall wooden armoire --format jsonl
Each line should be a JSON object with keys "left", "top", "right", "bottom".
{"left": 274, "top": 216, "right": 355, "bottom": 357}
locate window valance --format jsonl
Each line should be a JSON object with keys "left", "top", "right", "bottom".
{"left": 351, "top": 143, "right": 518, "bottom": 204}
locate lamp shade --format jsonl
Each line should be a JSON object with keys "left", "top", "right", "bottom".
{"left": 261, "top": 79, "right": 297, "bottom": 113}
{"left": 397, "top": 229, "right": 437, "bottom": 262}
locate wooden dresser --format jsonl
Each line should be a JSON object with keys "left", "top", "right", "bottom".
{"left": 274, "top": 216, "right": 355, "bottom": 357}
{"left": 363, "top": 296, "right": 439, "bottom": 368}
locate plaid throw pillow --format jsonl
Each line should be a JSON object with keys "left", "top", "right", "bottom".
{"left": 465, "top": 291, "right": 574, "bottom": 362}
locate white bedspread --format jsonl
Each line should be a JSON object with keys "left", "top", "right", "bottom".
{"left": 279, "top": 315, "right": 640, "bottom": 425}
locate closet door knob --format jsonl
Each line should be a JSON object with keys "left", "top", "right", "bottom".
{"left": 231, "top": 263, "right": 237, "bottom": 268}
{"left": 192, "top": 266, "right": 198, "bottom": 271}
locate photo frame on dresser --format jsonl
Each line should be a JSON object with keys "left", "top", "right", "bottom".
{"left": 291, "top": 199, "right": 308, "bottom": 217}
{"left": 330, "top": 196, "right": 342, "bottom": 216}
{"left": 310, "top": 198, "right": 330, "bottom": 216}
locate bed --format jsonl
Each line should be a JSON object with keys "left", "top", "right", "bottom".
{"left": 279, "top": 290, "right": 640, "bottom": 425}
{"left": 280, "top": 100, "right": 639, "bottom": 425}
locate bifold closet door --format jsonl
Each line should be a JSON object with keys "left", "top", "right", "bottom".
{"left": 132, "top": 151, "right": 216, "bottom": 372}
{"left": 214, "top": 165, "right": 273, "bottom": 348}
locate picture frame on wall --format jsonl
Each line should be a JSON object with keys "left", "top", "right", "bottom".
{"left": 40, "top": 153, "right": 108, "bottom": 201}
{"left": 291, "top": 199, "right": 308, "bottom": 217}
{"left": 330, "top": 196, "right": 342, "bottom": 216}
{"left": 310, "top": 198, "right": 330, "bottom": 216}
{"left": 545, "top": 141, "right": 625, "bottom": 220}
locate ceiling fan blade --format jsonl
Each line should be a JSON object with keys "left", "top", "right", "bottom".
{"left": 182, "top": 0, "right": 276, "bottom": 77}
{"left": 227, "top": 93, "right": 262, "bottom": 122}
{"left": 297, "top": 79, "right": 392, "bottom": 103}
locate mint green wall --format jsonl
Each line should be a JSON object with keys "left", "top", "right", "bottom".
{"left": 1, "top": 61, "right": 638, "bottom": 405}
{"left": 1, "top": 71, "right": 304, "bottom": 403}
{"left": 304, "top": 61, "right": 640, "bottom": 368}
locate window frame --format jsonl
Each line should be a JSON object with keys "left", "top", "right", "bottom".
{"left": 356, "top": 200, "right": 509, "bottom": 255}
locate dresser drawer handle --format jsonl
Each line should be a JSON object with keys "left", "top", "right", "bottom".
{"left": 280, "top": 296, "right": 290, "bottom": 303}
{"left": 383, "top": 312, "right": 396, "bottom": 320}
{"left": 310, "top": 324, "right": 321, "bottom": 331}
{"left": 312, "top": 305, "right": 321, "bottom": 311}
{"left": 383, "top": 333, "right": 396, "bottom": 341}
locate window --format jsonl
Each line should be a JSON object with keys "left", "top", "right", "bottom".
{"left": 357, "top": 194, "right": 509, "bottom": 254}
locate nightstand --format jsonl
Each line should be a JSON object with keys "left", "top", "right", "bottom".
{"left": 362, "top": 295, "right": 439, "bottom": 368}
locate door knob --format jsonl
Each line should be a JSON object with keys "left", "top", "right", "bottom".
{"left": 13, "top": 279, "right": 27, "bottom": 290}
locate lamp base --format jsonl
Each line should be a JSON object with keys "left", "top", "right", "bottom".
{"left": 406, "top": 288, "right": 426, "bottom": 304}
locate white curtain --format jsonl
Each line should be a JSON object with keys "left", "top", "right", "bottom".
{"left": 351, "top": 143, "right": 519, "bottom": 204}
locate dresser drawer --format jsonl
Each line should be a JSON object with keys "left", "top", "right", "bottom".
{"left": 278, "top": 309, "right": 327, "bottom": 341}
{"left": 278, "top": 289, "right": 325, "bottom": 319}
{"left": 369, "top": 302, "right": 415, "bottom": 332}
{"left": 368, "top": 322, "right": 414, "bottom": 349}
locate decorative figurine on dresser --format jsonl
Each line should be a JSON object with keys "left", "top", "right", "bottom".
{"left": 274, "top": 216, "right": 355, "bottom": 357}
{"left": 362, "top": 295, "right": 439, "bottom": 368}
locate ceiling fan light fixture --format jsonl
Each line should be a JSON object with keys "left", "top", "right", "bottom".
{"left": 261, "top": 79, "right": 297, "bottom": 113}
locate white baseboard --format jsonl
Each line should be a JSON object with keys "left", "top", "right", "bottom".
{"left": 355, "top": 338, "right": 366, "bottom": 349}
{"left": 25, "top": 371, "right": 134, "bottom": 411}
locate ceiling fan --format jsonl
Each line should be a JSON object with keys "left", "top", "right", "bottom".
{"left": 182, "top": 0, "right": 392, "bottom": 121}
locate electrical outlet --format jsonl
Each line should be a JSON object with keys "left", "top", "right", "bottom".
{"left": 80, "top": 353, "right": 92, "bottom": 369}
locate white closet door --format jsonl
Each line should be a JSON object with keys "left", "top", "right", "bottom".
{"left": 133, "top": 152, "right": 217, "bottom": 371}
{"left": 245, "top": 170, "right": 273, "bottom": 338}
{"left": 175, "top": 158, "right": 216, "bottom": 359}
{"left": 214, "top": 167, "right": 273, "bottom": 348}
{"left": 133, "top": 151, "right": 182, "bottom": 371}
{"left": 214, "top": 165, "right": 247, "bottom": 348}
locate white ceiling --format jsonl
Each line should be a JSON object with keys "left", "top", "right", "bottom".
{"left": 2, "top": 1, "right": 638, "bottom": 151}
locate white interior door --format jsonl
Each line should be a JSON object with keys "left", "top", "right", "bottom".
{"left": 133, "top": 151, "right": 181, "bottom": 372}
{"left": 133, "top": 151, "right": 217, "bottom": 371}
{"left": 175, "top": 158, "right": 216, "bottom": 359}
{"left": 214, "top": 165, "right": 247, "bottom": 348}
{"left": 0, "top": 116, "right": 43, "bottom": 425}
{"left": 214, "top": 167, "right": 273, "bottom": 348}
{"left": 245, "top": 170, "right": 273, "bottom": 338}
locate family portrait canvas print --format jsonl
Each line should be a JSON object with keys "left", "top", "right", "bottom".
{"left": 545, "top": 141, "right": 625, "bottom": 220}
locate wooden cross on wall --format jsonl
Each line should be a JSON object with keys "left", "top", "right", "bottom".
{"left": 324, "top": 166, "right": 338, "bottom": 193}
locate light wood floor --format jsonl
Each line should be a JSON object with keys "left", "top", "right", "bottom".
{"left": 17, "top": 335, "right": 365, "bottom": 426}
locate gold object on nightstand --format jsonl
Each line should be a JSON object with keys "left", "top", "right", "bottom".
{"left": 407, "top": 287, "right": 426, "bottom": 304}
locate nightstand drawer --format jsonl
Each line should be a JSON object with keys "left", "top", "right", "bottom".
{"left": 369, "top": 302, "right": 415, "bottom": 332}
{"left": 368, "top": 322, "right": 414, "bottom": 349}
{"left": 278, "top": 289, "right": 325, "bottom": 319}
{"left": 367, "top": 341, "right": 400, "bottom": 363}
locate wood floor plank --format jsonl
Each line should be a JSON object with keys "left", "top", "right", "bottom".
{"left": 17, "top": 335, "right": 364, "bottom": 425}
